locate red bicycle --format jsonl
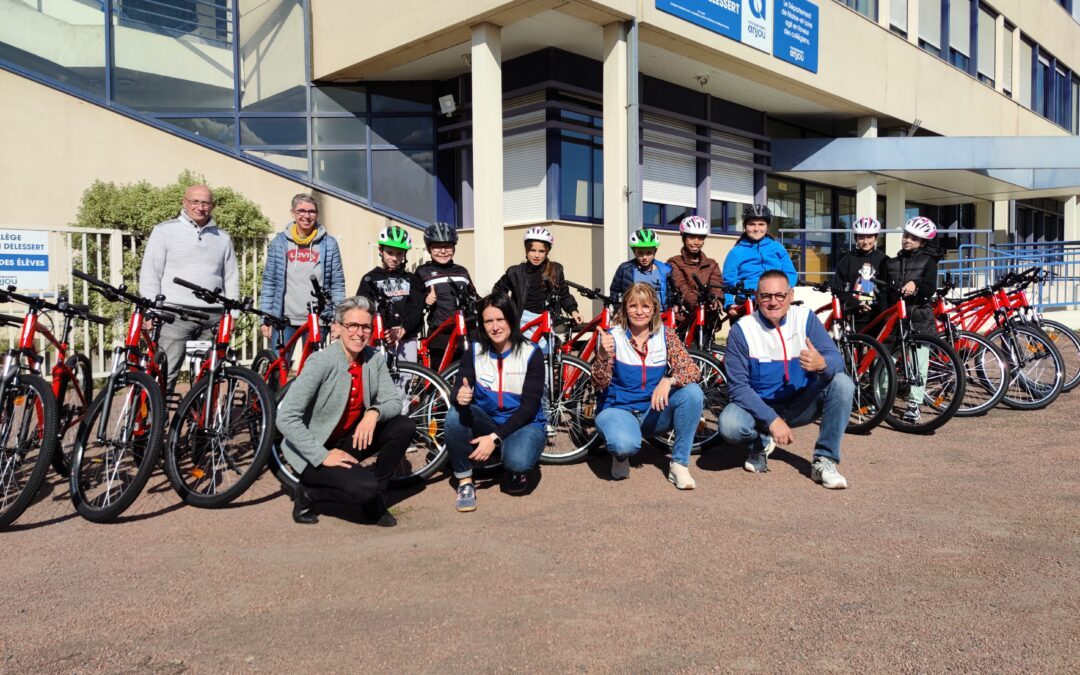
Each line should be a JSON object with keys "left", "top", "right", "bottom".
{"left": 251, "top": 274, "right": 333, "bottom": 393}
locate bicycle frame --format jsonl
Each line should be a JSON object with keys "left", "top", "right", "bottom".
{"left": 560, "top": 304, "right": 611, "bottom": 361}
{"left": 263, "top": 310, "right": 324, "bottom": 388}
{"left": 417, "top": 308, "right": 469, "bottom": 373}
{"left": 15, "top": 303, "right": 81, "bottom": 408}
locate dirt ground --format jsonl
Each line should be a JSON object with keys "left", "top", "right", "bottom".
{"left": 2, "top": 398, "right": 1078, "bottom": 673}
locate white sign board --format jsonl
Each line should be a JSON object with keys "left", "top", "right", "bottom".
{"left": 0, "top": 230, "right": 50, "bottom": 290}
{"left": 741, "top": 0, "right": 773, "bottom": 53}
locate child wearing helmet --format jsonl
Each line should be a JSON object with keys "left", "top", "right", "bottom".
{"left": 831, "top": 216, "right": 887, "bottom": 325}
{"left": 881, "top": 216, "right": 943, "bottom": 423}
{"left": 415, "top": 222, "right": 477, "bottom": 366}
{"left": 609, "top": 228, "right": 673, "bottom": 309}
{"left": 721, "top": 204, "right": 798, "bottom": 314}
{"left": 667, "top": 214, "right": 724, "bottom": 311}
{"left": 493, "top": 227, "right": 581, "bottom": 350}
{"left": 356, "top": 225, "right": 425, "bottom": 362}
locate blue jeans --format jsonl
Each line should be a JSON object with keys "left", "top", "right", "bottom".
{"left": 594, "top": 383, "right": 705, "bottom": 467}
{"left": 718, "top": 374, "right": 854, "bottom": 463}
{"left": 445, "top": 404, "right": 546, "bottom": 479}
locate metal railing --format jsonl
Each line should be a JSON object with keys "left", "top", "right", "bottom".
{"left": 115, "top": 0, "right": 233, "bottom": 49}
{"left": 939, "top": 241, "right": 1080, "bottom": 311}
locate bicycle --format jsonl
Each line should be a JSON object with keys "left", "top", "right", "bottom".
{"left": 68, "top": 270, "right": 208, "bottom": 521}
{"left": 998, "top": 267, "right": 1079, "bottom": 394}
{"left": 164, "top": 277, "right": 276, "bottom": 507}
{"left": 251, "top": 273, "right": 333, "bottom": 394}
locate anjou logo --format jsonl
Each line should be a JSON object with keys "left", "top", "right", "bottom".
{"left": 749, "top": 0, "right": 767, "bottom": 20}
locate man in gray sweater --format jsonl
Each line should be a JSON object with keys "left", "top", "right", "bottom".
{"left": 139, "top": 184, "right": 239, "bottom": 390}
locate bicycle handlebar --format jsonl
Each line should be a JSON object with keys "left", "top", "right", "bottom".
{"left": 172, "top": 277, "right": 258, "bottom": 316}
{"left": 0, "top": 285, "right": 109, "bottom": 325}
{"left": 566, "top": 280, "right": 616, "bottom": 306}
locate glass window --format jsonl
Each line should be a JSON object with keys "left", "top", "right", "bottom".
{"left": 561, "top": 137, "right": 593, "bottom": 219}
{"left": 1055, "top": 68, "right": 1070, "bottom": 128}
{"left": 1019, "top": 39, "right": 1033, "bottom": 109}
{"left": 371, "top": 85, "right": 432, "bottom": 113}
{"left": 665, "top": 205, "right": 693, "bottom": 228}
{"left": 0, "top": 1, "right": 108, "bottom": 99}
{"left": 949, "top": 0, "right": 971, "bottom": 58}
{"left": 314, "top": 150, "right": 368, "bottom": 198}
{"left": 976, "top": 6, "right": 995, "bottom": 82}
{"left": 313, "top": 117, "right": 368, "bottom": 146}
{"left": 238, "top": 0, "right": 307, "bottom": 112}
{"left": 245, "top": 149, "right": 308, "bottom": 176}
{"left": 840, "top": 0, "right": 876, "bottom": 21}
{"left": 766, "top": 177, "right": 801, "bottom": 235}
{"left": 1002, "top": 27, "right": 1014, "bottom": 94}
{"left": 1072, "top": 79, "right": 1079, "bottom": 135}
{"left": 1035, "top": 56, "right": 1050, "bottom": 116}
{"left": 710, "top": 201, "right": 725, "bottom": 233}
{"left": 890, "top": 0, "right": 908, "bottom": 33}
{"left": 370, "top": 117, "right": 434, "bottom": 147}
{"left": 371, "top": 149, "right": 434, "bottom": 221}
{"left": 312, "top": 87, "right": 367, "bottom": 114}
{"left": 160, "top": 117, "right": 236, "bottom": 146}
{"left": 111, "top": 0, "right": 235, "bottom": 112}
{"left": 240, "top": 118, "right": 306, "bottom": 146}
{"left": 919, "top": 0, "right": 942, "bottom": 52}
{"left": 644, "top": 202, "right": 662, "bottom": 226}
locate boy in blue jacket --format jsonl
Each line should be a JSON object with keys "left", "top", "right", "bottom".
{"left": 608, "top": 228, "right": 673, "bottom": 309}
{"left": 722, "top": 204, "right": 798, "bottom": 316}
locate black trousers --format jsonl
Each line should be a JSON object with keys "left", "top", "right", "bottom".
{"left": 299, "top": 415, "right": 416, "bottom": 506}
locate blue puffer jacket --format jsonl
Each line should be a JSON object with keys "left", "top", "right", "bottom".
{"left": 721, "top": 235, "right": 798, "bottom": 307}
{"left": 609, "top": 259, "right": 673, "bottom": 309}
{"left": 259, "top": 225, "right": 346, "bottom": 323}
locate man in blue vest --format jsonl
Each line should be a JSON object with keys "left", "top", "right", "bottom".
{"left": 719, "top": 269, "right": 854, "bottom": 489}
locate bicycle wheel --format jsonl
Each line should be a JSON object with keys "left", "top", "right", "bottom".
{"left": 164, "top": 366, "right": 274, "bottom": 507}
{"left": 988, "top": 325, "right": 1065, "bottom": 410}
{"left": 267, "top": 380, "right": 299, "bottom": 496}
{"left": 53, "top": 353, "right": 93, "bottom": 477}
{"left": 387, "top": 361, "right": 453, "bottom": 486}
{"left": 540, "top": 354, "right": 601, "bottom": 464}
{"left": 649, "top": 349, "right": 727, "bottom": 454}
{"left": 70, "top": 371, "right": 166, "bottom": 523}
{"left": 841, "top": 333, "right": 895, "bottom": 434}
{"left": 437, "top": 361, "right": 502, "bottom": 474}
{"left": 885, "top": 334, "right": 965, "bottom": 434}
{"left": 950, "top": 330, "right": 1010, "bottom": 417}
{"left": 0, "top": 374, "right": 58, "bottom": 529}
{"left": 251, "top": 349, "right": 283, "bottom": 395}
{"left": 1037, "top": 319, "right": 1080, "bottom": 393}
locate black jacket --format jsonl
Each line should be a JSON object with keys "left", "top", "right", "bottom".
{"left": 415, "top": 260, "right": 476, "bottom": 334}
{"left": 832, "top": 247, "right": 888, "bottom": 313}
{"left": 356, "top": 267, "right": 425, "bottom": 340}
{"left": 882, "top": 244, "right": 943, "bottom": 334}
{"left": 493, "top": 261, "right": 578, "bottom": 316}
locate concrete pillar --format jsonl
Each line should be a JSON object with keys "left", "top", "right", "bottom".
{"left": 993, "top": 200, "right": 1010, "bottom": 245}
{"left": 470, "top": 23, "right": 503, "bottom": 293}
{"left": 857, "top": 116, "right": 878, "bottom": 139}
{"left": 885, "top": 180, "right": 906, "bottom": 255}
{"left": 855, "top": 117, "right": 878, "bottom": 221}
{"left": 993, "top": 14, "right": 1005, "bottom": 94}
{"left": 1066, "top": 196, "right": 1080, "bottom": 242}
{"left": 974, "top": 200, "right": 993, "bottom": 250}
{"left": 603, "top": 22, "right": 630, "bottom": 288}
{"left": 906, "top": 0, "right": 918, "bottom": 46}
{"left": 878, "top": 0, "right": 890, "bottom": 29}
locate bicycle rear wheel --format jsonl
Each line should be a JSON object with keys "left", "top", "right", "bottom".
{"left": 885, "top": 334, "right": 965, "bottom": 434}
{"left": 951, "top": 330, "right": 1009, "bottom": 417}
{"left": 251, "top": 349, "right": 284, "bottom": 395}
{"left": 70, "top": 371, "right": 166, "bottom": 522}
{"left": 540, "top": 354, "right": 601, "bottom": 464}
{"left": 164, "top": 366, "right": 274, "bottom": 507}
{"left": 988, "top": 325, "right": 1065, "bottom": 410}
{"left": 53, "top": 353, "right": 93, "bottom": 477}
{"left": 0, "top": 374, "right": 58, "bottom": 529}
{"left": 649, "top": 349, "right": 727, "bottom": 454}
{"left": 841, "top": 333, "right": 894, "bottom": 434}
{"left": 1036, "top": 319, "right": 1080, "bottom": 393}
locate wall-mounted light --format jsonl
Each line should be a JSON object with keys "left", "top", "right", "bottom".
{"left": 439, "top": 94, "right": 457, "bottom": 117}
{"left": 695, "top": 75, "right": 709, "bottom": 87}
{"left": 461, "top": 53, "right": 472, "bottom": 67}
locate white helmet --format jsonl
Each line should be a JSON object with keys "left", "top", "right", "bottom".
{"left": 903, "top": 217, "right": 937, "bottom": 240}
{"left": 679, "top": 215, "right": 710, "bottom": 236}
{"left": 523, "top": 226, "right": 554, "bottom": 245}
{"left": 852, "top": 216, "right": 881, "bottom": 235}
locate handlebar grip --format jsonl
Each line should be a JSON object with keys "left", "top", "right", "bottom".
{"left": 184, "top": 309, "right": 211, "bottom": 321}
{"left": 87, "top": 313, "right": 111, "bottom": 326}
{"left": 172, "top": 277, "right": 203, "bottom": 292}
{"left": 68, "top": 303, "right": 90, "bottom": 313}
{"left": 157, "top": 311, "right": 177, "bottom": 324}
{"left": 72, "top": 269, "right": 99, "bottom": 284}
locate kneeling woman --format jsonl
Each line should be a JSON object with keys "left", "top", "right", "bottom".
{"left": 447, "top": 293, "right": 546, "bottom": 512}
{"left": 592, "top": 282, "right": 703, "bottom": 489}
{"left": 277, "top": 295, "right": 417, "bottom": 526}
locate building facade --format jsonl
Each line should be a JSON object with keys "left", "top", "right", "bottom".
{"left": 2, "top": 0, "right": 1079, "bottom": 296}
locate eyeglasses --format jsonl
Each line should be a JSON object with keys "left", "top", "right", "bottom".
{"left": 339, "top": 322, "right": 373, "bottom": 334}
{"left": 293, "top": 208, "right": 318, "bottom": 216}
{"left": 756, "top": 291, "right": 791, "bottom": 303}
{"left": 184, "top": 199, "right": 215, "bottom": 208}
{"left": 429, "top": 244, "right": 454, "bottom": 251}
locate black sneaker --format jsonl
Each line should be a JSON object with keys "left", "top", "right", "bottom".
{"left": 902, "top": 402, "right": 921, "bottom": 423}
{"left": 292, "top": 485, "right": 318, "bottom": 525}
{"left": 505, "top": 472, "right": 529, "bottom": 495}
{"left": 362, "top": 495, "right": 397, "bottom": 527}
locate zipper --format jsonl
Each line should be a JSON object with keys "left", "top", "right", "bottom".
{"left": 775, "top": 323, "right": 790, "bottom": 383}
{"left": 497, "top": 354, "right": 504, "bottom": 408}
{"left": 633, "top": 334, "right": 649, "bottom": 390}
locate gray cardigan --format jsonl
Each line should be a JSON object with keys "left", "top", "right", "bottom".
{"left": 276, "top": 343, "right": 403, "bottom": 473}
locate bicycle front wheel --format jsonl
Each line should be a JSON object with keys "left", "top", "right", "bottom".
{"left": 164, "top": 366, "right": 274, "bottom": 507}
{"left": 70, "top": 371, "right": 166, "bottom": 523}
{"left": 1036, "top": 319, "right": 1080, "bottom": 393}
{"left": 885, "top": 334, "right": 965, "bottom": 434}
{"left": 387, "top": 361, "right": 453, "bottom": 487}
{"left": 988, "top": 325, "right": 1065, "bottom": 410}
{"left": 648, "top": 349, "right": 727, "bottom": 454}
{"left": 54, "top": 352, "right": 93, "bottom": 477}
{"left": 951, "top": 330, "right": 1010, "bottom": 417}
{"left": 841, "top": 333, "right": 895, "bottom": 434}
{"left": 0, "top": 374, "right": 58, "bottom": 529}
{"left": 540, "top": 354, "right": 601, "bottom": 464}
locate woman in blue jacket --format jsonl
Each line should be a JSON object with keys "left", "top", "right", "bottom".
{"left": 722, "top": 204, "right": 798, "bottom": 314}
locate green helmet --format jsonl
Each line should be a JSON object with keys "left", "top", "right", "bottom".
{"left": 629, "top": 228, "right": 659, "bottom": 249}
{"left": 378, "top": 225, "right": 412, "bottom": 251}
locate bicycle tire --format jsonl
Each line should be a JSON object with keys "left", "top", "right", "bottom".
{"left": 648, "top": 349, "right": 727, "bottom": 454}
{"left": 951, "top": 330, "right": 1010, "bottom": 417}
{"left": 0, "top": 374, "right": 59, "bottom": 529}
{"left": 1036, "top": 319, "right": 1080, "bottom": 393}
{"left": 251, "top": 349, "right": 283, "bottom": 394}
{"left": 267, "top": 380, "right": 299, "bottom": 496}
{"left": 437, "top": 361, "right": 503, "bottom": 474}
{"left": 53, "top": 352, "right": 93, "bottom": 477}
{"left": 539, "top": 354, "right": 601, "bottom": 465}
{"left": 987, "top": 324, "right": 1065, "bottom": 410}
{"left": 70, "top": 371, "right": 166, "bottom": 523}
{"left": 164, "top": 365, "right": 274, "bottom": 507}
{"left": 841, "top": 333, "right": 895, "bottom": 434}
{"left": 387, "top": 361, "right": 453, "bottom": 487}
{"left": 885, "top": 334, "right": 965, "bottom": 434}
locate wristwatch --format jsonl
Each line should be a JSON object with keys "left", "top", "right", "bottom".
{"left": 491, "top": 433, "right": 503, "bottom": 447}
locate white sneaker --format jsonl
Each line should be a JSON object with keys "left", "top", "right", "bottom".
{"left": 667, "top": 462, "right": 696, "bottom": 490}
{"left": 611, "top": 455, "right": 630, "bottom": 480}
{"left": 763, "top": 435, "right": 776, "bottom": 457}
{"left": 811, "top": 457, "right": 848, "bottom": 489}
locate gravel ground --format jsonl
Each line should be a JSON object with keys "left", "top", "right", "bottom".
{"left": 2, "top": 400, "right": 1078, "bottom": 673}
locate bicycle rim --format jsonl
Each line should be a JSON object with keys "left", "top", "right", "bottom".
{"left": 649, "top": 350, "right": 727, "bottom": 454}
{"left": 388, "top": 362, "right": 451, "bottom": 486}
{"left": 1037, "top": 319, "right": 1080, "bottom": 392}
{"left": 540, "top": 354, "right": 600, "bottom": 464}
{"left": 990, "top": 325, "right": 1064, "bottom": 410}
{"left": 951, "top": 331, "right": 1009, "bottom": 416}
{"left": 842, "top": 333, "right": 894, "bottom": 434}
{"left": 0, "top": 375, "right": 58, "bottom": 528}
{"left": 885, "top": 335, "right": 965, "bottom": 434}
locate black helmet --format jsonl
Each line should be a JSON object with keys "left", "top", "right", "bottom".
{"left": 424, "top": 221, "right": 458, "bottom": 245}
{"left": 742, "top": 203, "right": 772, "bottom": 224}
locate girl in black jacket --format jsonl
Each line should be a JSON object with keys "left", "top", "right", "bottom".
{"left": 832, "top": 217, "right": 888, "bottom": 329}
{"left": 492, "top": 227, "right": 581, "bottom": 351}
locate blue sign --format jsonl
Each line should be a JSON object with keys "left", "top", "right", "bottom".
{"left": 773, "top": 0, "right": 819, "bottom": 73}
{"left": 655, "top": 0, "right": 741, "bottom": 42}
{"left": 0, "top": 254, "right": 49, "bottom": 271}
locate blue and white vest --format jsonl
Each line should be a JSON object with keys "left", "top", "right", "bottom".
{"left": 470, "top": 342, "right": 545, "bottom": 427}
{"left": 600, "top": 327, "right": 668, "bottom": 412}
